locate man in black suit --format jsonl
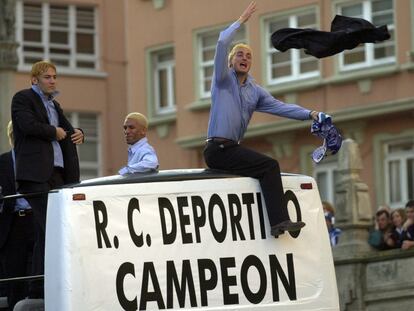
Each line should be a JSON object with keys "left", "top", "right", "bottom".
{"left": 0, "top": 121, "right": 35, "bottom": 310}
{"left": 11, "top": 60, "right": 84, "bottom": 298}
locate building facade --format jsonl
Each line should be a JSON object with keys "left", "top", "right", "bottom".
{"left": 1, "top": 0, "right": 413, "bottom": 211}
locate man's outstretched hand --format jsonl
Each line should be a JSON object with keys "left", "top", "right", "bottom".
{"left": 238, "top": 1, "right": 257, "bottom": 24}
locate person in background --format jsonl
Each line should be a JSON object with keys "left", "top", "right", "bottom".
{"left": 11, "top": 60, "right": 84, "bottom": 298}
{"left": 384, "top": 208, "right": 406, "bottom": 249}
{"left": 203, "top": 1, "right": 327, "bottom": 238}
{"left": 0, "top": 121, "right": 35, "bottom": 310}
{"left": 377, "top": 204, "right": 391, "bottom": 214}
{"left": 368, "top": 209, "right": 393, "bottom": 250}
{"left": 402, "top": 200, "right": 414, "bottom": 250}
{"left": 322, "top": 201, "right": 341, "bottom": 246}
{"left": 118, "top": 112, "right": 159, "bottom": 175}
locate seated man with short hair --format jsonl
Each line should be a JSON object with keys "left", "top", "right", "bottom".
{"left": 118, "top": 112, "right": 159, "bottom": 175}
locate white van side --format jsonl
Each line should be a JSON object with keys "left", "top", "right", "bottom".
{"left": 45, "top": 169, "right": 339, "bottom": 311}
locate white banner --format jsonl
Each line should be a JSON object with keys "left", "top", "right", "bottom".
{"left": 45, "top": 175, "right": 339, "bottom": 311}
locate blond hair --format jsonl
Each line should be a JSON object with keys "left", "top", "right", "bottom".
{"left": 6, "top": 120, "right": 13, "bottom": 148}
{"left": 125, "top": 112, "right": 148, "bottom": 128}
{"left": 391, "top": 208, "right": 407, "bottom": 224}
{"left": 228, "top": 43, "right": 252, "bottom": 66}
{"left": 31, "top": 60, "right": 57, "bottom": 79}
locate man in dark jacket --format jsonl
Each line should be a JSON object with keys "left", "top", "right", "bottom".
{"left": 11, "top": 60, "right": 84, "bottom": 297}
{"left": 0, "top": 121, "right": 35, "bottom": 310}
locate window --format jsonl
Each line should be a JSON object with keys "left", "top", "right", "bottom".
{"left": 16, "top": 1, "right": 98, "bottom": 71}
{"left": 66, "top": 113, "right": 101, "bottom": 180}
{"left": 197, "top": 25, "right": 246, "bottom": 99}
{"left": 264, "top": 10, "right": 319, "bottom": 84}
{"left": 313, "top": 159, "right": 340, "bottom": 205}
{"left": 384, "top": 139, "right": 414, "bottom": 208}
{"left": 337, "top": 0, "right": 395, "bottom": 71}
{"left": 151, "top": 47, "right": 176, "bottom": 115}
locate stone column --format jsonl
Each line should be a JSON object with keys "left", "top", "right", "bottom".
{"left": 333, "top": 138, "right": 373, "bottom": 257}
{"left": 332, "top": 139, "right": 373, "bottom": 310}
{"left": 0, "top": 0, "right": 18, "bottom": 152}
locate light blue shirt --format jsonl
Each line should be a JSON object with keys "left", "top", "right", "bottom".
{"left": 11, "top": 149, "right": 31, "bottom": 211}
{"left": 118, "top": 137, "right": 159, "bottom": 175}
{"left": 207, "top": 21, "right": 312, "bottom": 142}
{"left": 31, "top": 84, "right": 64, "bottom": 168}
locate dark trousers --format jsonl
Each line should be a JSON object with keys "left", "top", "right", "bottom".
{"left": 203, "top": 141, "right": 289, "bottom": 226}
{"left": 0, "top": 212, "right": 35, "bottom": 310}
{"left": 17, "top": 167, "right": 64, "bottom": 298}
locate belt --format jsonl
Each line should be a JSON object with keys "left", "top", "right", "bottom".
{"left": 206, "top": 137, "right": 239, "bottom": 149}
{"left": 206, "top": 137, "right": 238, "bottom": 144}
{"left": 15, "top": 209, "right": 33, "bottom": 217}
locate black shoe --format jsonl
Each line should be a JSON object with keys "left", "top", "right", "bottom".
{"left": 271, "top": 220, "right": 306, "bottom": 238}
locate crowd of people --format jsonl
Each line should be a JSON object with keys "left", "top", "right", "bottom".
{"left": 368, "top": 200, "right": 414, "bottom": 251}
{"left": 321, "top": 200, "right": 414, "bottom": 250}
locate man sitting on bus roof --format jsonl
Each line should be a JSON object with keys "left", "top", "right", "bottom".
{"left": 204, "top": 1, "right": 328, "bottom": 238}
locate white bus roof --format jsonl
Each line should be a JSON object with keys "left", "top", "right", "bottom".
{"left": 68, "top": 169, "right": 309, "bottom": 189}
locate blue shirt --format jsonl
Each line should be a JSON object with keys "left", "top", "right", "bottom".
{"left": 207, "top": 21, "right": 312, "bottom": 142}
{"left": 31, "top": 84, "right": 64, "bottom": 168}
{"left": 118, "top": 137, "right": 159, "bottom": 175}
{"left": 11, "top": 149, "right": 31, "bottom": 211}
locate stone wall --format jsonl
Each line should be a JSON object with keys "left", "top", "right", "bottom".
{"left": 334, "top": 249, "right": 414, "bottom": 311}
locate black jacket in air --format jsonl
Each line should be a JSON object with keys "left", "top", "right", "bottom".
{"left": 271, "top": 15, "right": 390, "bottom": 58}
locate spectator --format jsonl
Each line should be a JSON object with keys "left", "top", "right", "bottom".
{"left": 0, "top": 121, "right": 35, "bottom": 310}
{"left": 322, "top": 201, "right": 335, "bottom": 221}
{"left": 402, "top": 200, "right": 414, "bottom": 250}
{"left": 377, "top": 204, "right": 391, "bottom": 214}
{"left": 384, "top": 208, "right": 406, "bottom": 249}
{"left": 368, "top": 209, "right": 393, "bottom": 250}
{"left": 322, "top": 201, "right": 341, "bottom": 246}
{"left": 118, "top": 112, "right": 159, "bottom": 176}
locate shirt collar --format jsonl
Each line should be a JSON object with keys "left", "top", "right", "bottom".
{"left": 31, "top": 84, "right": 60, "bottom": 101}
{"left": 231, "top": 68, "right": 253, "bottom": 85}
{"left": 129, "top": 137, "right": 148, "bottom": 153}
